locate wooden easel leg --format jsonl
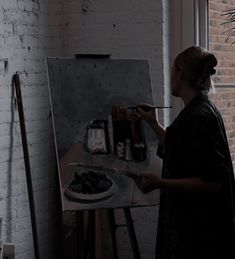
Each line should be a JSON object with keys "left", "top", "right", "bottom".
{"left": 82, "top": 208, "right": 140, "bottom": 259}
{"left": 83, "top": 210, "right": 96, "bottom": 259}
{"left": 108, "top": 209, "right": 119, "bottom": 259}
{"left": 88, "top": 210, "right": 96, "bottom": 259}
{"left": 123, "top": 208, "right": 141, "bottom": 259}
{"left": 83, "top": 230, "right": 89, "bottom": 259}
{"left": 77, "top": 211, "right": 84, "bottom": 259}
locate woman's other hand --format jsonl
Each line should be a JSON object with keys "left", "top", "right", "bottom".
{"left": 134, "top": 172, "right": 162, "bottom": 193}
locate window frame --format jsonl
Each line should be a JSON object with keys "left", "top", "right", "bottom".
{"left": 169, "top": 0, "right": 209, "bottom": 120}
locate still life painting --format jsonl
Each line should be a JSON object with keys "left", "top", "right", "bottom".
{"left": 47, "top": 57, "right": 161, "bottom": 211}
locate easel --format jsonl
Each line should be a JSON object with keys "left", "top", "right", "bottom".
{"left": 74, "top": 54, "right": 140, "bottom": 258}
{"left": 108, "top": 208, "right": 141, "bottom": 259}
{"left": 79, "top": 208, "right": 141, "bottom": 259}
{"left": 61, "top": 54, "right": 142, "bottom": 258}
{"left": 46, "top": 54, "right": 158, "bottom": 259}
{"left": 13, "top": 73, "right": 40, "bottom": 259}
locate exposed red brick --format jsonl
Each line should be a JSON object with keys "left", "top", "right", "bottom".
{"left": 209, "top": 0, "right": 235, "bottom": 84}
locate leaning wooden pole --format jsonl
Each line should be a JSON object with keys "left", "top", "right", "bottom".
{"left": 13, "top": 73, "right": 40, "bottom": 259}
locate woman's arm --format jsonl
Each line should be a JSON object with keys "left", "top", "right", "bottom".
{"left": 160, "top": 177, "right": 221, "bottom": 193}
{"left": 148, "top": 119, "right": 166, "bottom": 145}
{"left": 136, "top": 105, "right": 166, "bottom": 144}
{"left": 135, "top": 173, "right": 221, "bottom": 194}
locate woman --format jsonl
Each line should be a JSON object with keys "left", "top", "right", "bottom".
{"left": 136, "top": 46, "right": 235, "bottom": 259}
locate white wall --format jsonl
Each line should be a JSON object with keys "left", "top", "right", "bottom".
{"left": 61, "top": 0, "right": 166, "bottom": 106}
{"left": 0, "top": 0, "right": 171, "bottom": 258}
{"left": 0, "top": 0, "right": 63, "bottom": 258}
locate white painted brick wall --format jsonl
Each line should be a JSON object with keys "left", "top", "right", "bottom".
{"left": 0, "top": 0, "right": 170, "bottom": 258}
{"left": 0, "top": 0, "right": 63, "bottom": 258}
{"left": 61, "top": 0, "right": 165, "bottom": 104}
{"left": 60, "top": 1, "right": 168, "bottom": 258}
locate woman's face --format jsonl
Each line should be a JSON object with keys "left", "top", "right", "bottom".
{"left": 171, "top": 64, "right": 182, "bottom": 97}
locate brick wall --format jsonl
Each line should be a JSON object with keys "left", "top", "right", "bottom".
{"left": 210, "top": 89, "right": 235, "bottom": 168}
{"left": 5, "top": 1, "right": 234, "bottom": 258}
{"left": 209, "top": 0, "right": 235, "bottom": 169}
{"left": 0, "top": 0, "right": 63, "bottom": 258}
{"left": 209, "top": 0, "right": 235, "bottom": 84}
{"left": 61, "top": 0, "right": 165, "bottom": 106}
{"left": 0, "top": 0, "right": 167, "bottom": 258}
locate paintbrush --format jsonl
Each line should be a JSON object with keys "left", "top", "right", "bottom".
{"left": 68, "top": 162, "right": 141, "bottom": 178}
{"left": 127, "top": 105, "right": 172, "bottom": 112}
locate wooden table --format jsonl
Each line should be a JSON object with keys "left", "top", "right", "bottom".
{"left": 58, "top": 143, "right": 160, "bottom": 259}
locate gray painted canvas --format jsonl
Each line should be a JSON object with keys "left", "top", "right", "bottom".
{"left": 46, "top": 57, "right": 161, "bottom": 211}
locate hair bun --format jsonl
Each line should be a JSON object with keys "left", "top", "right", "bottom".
{"left": 204, "top": 54, "right": 217, "bottom": 76}
{"left": 174, "top": 46, "right": 217, "bottom": 92}
{"left": 210, "top": 68, "right": 216, "bottom": 75}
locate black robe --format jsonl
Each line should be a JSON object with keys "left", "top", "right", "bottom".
{"left": 155, "top": 93, "right": 235, "bottom": 259}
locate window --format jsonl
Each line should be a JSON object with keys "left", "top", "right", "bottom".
{"left": 170, "top": 1, "right": 235, "bottom": 167}
{"left": 170, "top": 0, "right": 208, "bottom": 55}
{"left": 169, "top": 0, "right": 209, "bottom": 120}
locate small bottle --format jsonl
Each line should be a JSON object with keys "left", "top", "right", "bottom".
{"left": 124, "top": 138, "right": 133, "bottom": 161}
{"left": 133, "top": 143, "right": 146, "bottom": 161}
{"left": 107, "top": 114, "right": 114, "bottom": 153}
{"left": 117, "top": 142, "right": 124, "bottom": 158}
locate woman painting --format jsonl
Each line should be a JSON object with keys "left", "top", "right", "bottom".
{"left": 136, "top": 46, "right": 235, "bottom": 259}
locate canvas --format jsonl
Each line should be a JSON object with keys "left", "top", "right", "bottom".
{"left": 46, "top": 57, "right": 161, "bottom": 211}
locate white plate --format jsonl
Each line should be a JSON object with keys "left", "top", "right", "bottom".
{"left": 64, "top": 176, "right": 117, "bottom": 202}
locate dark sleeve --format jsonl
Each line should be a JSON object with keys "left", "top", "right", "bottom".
{"left": 157, "top": 142, "right": 164, "bottom": 159}
{"left": 184, "top": 113, "right": 229, "bottom": 183}
{"left": 157, "top": 127, "right": 171, "bottom": 159}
